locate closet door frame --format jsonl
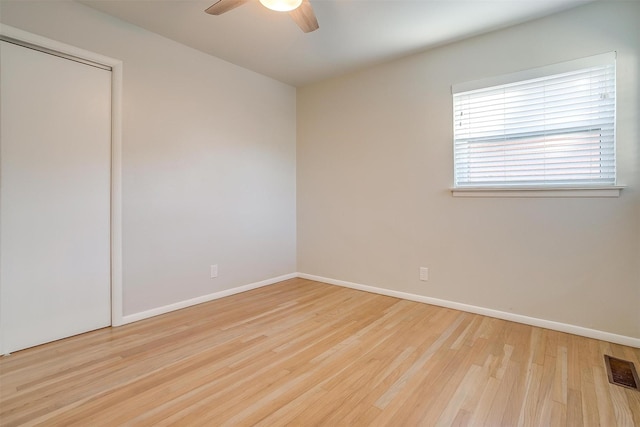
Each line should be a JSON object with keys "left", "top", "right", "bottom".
{"left": 0, "top": 25, "right": 123, "bottom": 354}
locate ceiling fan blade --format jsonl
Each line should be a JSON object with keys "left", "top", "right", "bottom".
{"left": 205, "top": 0, "right": 249, "bottom": 15}
{"left": 289, "top": 0, "right": 319, "bottom": 33}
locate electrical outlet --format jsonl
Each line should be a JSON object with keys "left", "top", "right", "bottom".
{"left": 420, "top": 267, "right": 429, "bottom": 281}
{"left": 210, "top": 264, "right": 218, "bottom": 278}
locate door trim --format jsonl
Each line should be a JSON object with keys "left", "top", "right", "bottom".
{"left": 0, "top": 35, "right": 112, "bottom": 71}
{"left": 0, "top": 26, "right": 124, "bottom": 349}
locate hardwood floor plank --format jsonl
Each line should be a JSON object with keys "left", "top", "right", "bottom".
{"left": 374, "top": 312, "right": 466, "bottom": 409}
{"left": 484, "top": 360, "right": 519, "bottom": 425}
{"left": 1, "top": 278, "right": 639, "bottom": 426}
{"left": 553, "top": 345, "right": 568, "bottom": 404}
{"left": 566, "top": 388, "right": 585, "bottom": 426}
{"left": 593, "top": 365, "right": 618, "bottom": 426}
{"left": 581, "top": 366, "right": 601, "bottom": 426}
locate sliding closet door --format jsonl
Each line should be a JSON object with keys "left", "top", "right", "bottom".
{"left": 0, "top": 41, "right": 112, "bottom": 353}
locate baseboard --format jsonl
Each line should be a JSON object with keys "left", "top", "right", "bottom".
{"left": 120, "top": 273, "right": 298, "bottom": 325}
{"left": 297, "top": 273, "right": 640, "bottom": 349}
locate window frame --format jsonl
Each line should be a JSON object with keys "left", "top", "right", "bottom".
{"left": 450, "top": 52, "right": 621, "bottom": 197}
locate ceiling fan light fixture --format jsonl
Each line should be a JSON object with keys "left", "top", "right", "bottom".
{"left": 259, "top": 0, "right": 302, "bottom": 12}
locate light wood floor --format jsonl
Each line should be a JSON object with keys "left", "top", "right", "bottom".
{"left": 1, "top": 278, "right": 639, "bottom": 426}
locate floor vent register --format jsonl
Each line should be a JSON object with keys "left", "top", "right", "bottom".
{"left": 604, "top": 355, "right": 640, "bottom": 391}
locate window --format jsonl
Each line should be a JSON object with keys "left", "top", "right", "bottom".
{"left": 452, "top": 53, "right": 616, "bottom": 190}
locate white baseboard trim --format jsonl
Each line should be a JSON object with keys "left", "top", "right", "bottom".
{"left": 297, "top": 273, "right": 640, "bottom": 349}
{"left": 120, "top": 273, "right": 298, "bottom": 325}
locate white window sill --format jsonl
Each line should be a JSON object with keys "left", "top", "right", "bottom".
{"left": 451, "top": 186, "right": 624, "bottom": 198}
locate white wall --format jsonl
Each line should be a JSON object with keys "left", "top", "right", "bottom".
{"left": 0, "top": 1, "right": 297, "bottom": 316}
{"left": 297, "top": 1, "right": 640, "bottom": 339}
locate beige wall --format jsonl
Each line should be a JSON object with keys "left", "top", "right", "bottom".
{"left": 0, "top": 1, "right": 297, "bottom": 316}
{"left": 297, "top": 1, "right": 640, "bottom": 338}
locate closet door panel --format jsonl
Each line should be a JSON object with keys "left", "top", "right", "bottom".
{"left": 1, "top": 41, "right": 111, "bottom": 353}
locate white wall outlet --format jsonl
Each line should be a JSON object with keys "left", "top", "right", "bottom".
{"left": 420, "top": 267, "right": 429, "bottom": 281}
{"left": 210, "top": 264, "right": 218, "bottom": 278}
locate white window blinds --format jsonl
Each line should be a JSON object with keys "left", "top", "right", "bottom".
{"left": 452, "top": 53, "right": 616, "bottom": 188}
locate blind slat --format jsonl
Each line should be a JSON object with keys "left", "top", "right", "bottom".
{"left": 453, "top": 59, "right": 616, "bottom": 188}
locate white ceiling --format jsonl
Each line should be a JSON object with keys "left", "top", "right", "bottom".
{"left": 81, "top": 0, "right": 595, "bottom": 87}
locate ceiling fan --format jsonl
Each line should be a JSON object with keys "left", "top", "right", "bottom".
{"left": 205, "top": 0, "right": 319, "bottom": 33}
